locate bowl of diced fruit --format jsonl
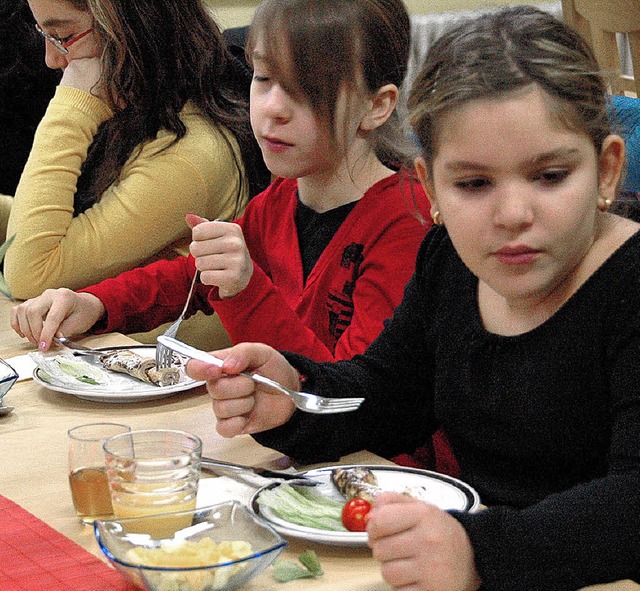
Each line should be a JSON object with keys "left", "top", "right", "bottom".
{"left": 95, "top": 501, "right": 286, "bottom": 591}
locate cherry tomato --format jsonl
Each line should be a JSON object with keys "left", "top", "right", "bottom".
{"left": 341, "top": 498, "right": 372, "bottom": 532}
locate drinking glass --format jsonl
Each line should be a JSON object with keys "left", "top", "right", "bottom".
{"left": 103, "top": 429, "right": 202, "bottom": 537}
{"left": 68, "top": 422, "right": 131, "bottom": 523}
{"left": 0, "top": 359, "right": 18, "bottom": 413}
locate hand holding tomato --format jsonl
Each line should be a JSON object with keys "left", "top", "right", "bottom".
{"left": 366, "top": 492, "right": 481, "bottom": 591}
{"left": 342, "top": 498, "right": 372, "bottom": 532}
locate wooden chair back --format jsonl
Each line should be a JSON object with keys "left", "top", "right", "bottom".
{"left": 561, "top": 0, "right": 640, "bottom": 96}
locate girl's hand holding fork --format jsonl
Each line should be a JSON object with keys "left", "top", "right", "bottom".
{"left": 185, "top": 342, "right": 297, "bottom": 437}
{"left": 187, "top": 214, "right": 254, "bottom": 299}
{"left": 10, "top": 289, "right": 105, "bottom": 351}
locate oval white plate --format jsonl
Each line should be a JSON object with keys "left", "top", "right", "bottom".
{"left": 32, "top": 346, "right": 205, "bottom": 403}
{"left": 251, "top": 464, "right": 481, "bottom": 547}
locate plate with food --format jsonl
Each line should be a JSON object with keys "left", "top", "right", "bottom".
{"left": 250, "top": 464, "right": 481, "bottom": 547}
{"left": 31, "top": 345, "right": 205, "bottom": 403}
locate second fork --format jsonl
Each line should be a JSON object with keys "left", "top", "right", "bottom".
{"left": 155, "top": 270, "right": 199, "bottom": 369}
{"left": 157, "top": 335, "right": 364, "bottom": 414}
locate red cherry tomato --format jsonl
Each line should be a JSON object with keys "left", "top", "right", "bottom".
{"left": 341, "top": 498, "right": 372, "bottom": 532}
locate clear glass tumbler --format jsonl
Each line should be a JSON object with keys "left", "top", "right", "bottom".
{"left": 0, "top": 358, "right": 18, "bottom": 407}
{"left": 68, "top": 422, "right": 131, "bottom": 523}
{"left": 103, "top": 429, "right": 202, "bottom": 537}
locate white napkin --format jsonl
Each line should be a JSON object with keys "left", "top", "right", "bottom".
{"left": 196, "top": 475, "right": 262, "bottom": 508}
{"left": 4, "top": 354, "right": 37, "bottom": 382}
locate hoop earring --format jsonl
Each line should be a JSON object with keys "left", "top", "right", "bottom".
{"left": 597, "top": 197, "right": 612, "bottom": 212}
{"left": 433, "top": 210, "right": 443, "bottom": 226}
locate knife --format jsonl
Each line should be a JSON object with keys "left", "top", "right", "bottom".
{"left": 200, "top": 457, "right": 318, "bottom": 486}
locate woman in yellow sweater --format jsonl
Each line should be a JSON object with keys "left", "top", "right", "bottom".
{"left": 5, "top": 0, "right": 267, "bottom": 302}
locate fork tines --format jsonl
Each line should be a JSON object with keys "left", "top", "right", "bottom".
{"left": 310, "top": 397, "right": 364, "bottom": 413}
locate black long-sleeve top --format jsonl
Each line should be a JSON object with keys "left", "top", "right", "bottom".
{"left": 0, "top": 4, "right": 60, "bottom": 196}
{"left": 254, "top": 225, "right": 640, "bottom": 591}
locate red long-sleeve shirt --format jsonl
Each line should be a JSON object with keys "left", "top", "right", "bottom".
{"left": 82, "top": 173, "right": 430, "bottom": 362}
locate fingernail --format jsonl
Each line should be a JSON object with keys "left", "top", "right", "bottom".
{"left": 39, "top": 341, "right": 47, "bottom": 350}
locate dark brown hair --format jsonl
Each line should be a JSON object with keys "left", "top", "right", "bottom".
{"left": 408, "top": 6, "right": 615, "bottom": 169}
{"left": 246, "top": 0, "right": 414, "bottom": 168}
{"left": 63, "top": 0, "right": 266, "bottom": 215}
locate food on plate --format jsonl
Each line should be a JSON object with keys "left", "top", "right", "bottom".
{"left": 99, "top": 349, "right": 180, "bottom": 386}
{"left": 331, "top": 467, "right": 429, "bottom": 503}
{"left": 31, "top": 349, "right": 182, "bottom": 388}
{"left": 341, "top": 498, "right": 372, "bottom": 532}
{"left": 258, "top": 467, "right": 438, "bottom": 535}
{"left": 126, "top": 537, "right": 252, "bottom": 590}
{"left": 256, "top": 484, "right": 347, "bottom": 531}
{"left": 331, "top": 467, "right": 379, "bottom": 502}
{"left": 31, "top": 353, "right": 109, "bottom": 386}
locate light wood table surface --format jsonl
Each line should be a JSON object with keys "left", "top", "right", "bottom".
{"left": 2, "top": 293, "right": 638, "bottom": 591}
{"left": 0, "top": 294, "right": 394, "bottom": 590}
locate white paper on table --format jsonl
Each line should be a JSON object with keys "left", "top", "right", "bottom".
{"left": 4, "top": 354, "right": 37, "bottom": 382}
{"left": 196, "top": 474, "right": 268, "bottom": 508}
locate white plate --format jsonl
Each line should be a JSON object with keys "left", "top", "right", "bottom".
{"left": 32, "top": 346, "right": 205, "bottom": 403}
{"left": 250, "top": 464, "right": 481, "bottom": 547}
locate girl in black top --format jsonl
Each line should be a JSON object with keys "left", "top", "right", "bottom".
{"left": 187, "top": 7, "right": 639, "bottom": 591}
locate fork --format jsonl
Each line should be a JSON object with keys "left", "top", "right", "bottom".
{"left": 157, "top": 336, "right": 365, "bottom": 414}
{"left": 155, "top": 271, "right": 198, "bottom": 369}
{"left": 200, "top": 457, "right": 318, "bottom": 486}
{"left": 53, "top": 336, "right": 114, "bottom": 356}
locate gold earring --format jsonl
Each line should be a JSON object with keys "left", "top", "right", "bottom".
{"left": 433, "top": 210, "right": 443, "bottom": 226}
{"left": 597, "top": 197, "right": 613, "bottom": 212}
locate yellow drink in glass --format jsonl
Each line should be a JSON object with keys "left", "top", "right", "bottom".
{"left": 112, "top": 493, "right": 197, "bottom": 537}
{"left": 68, "top": 423, "right": 131, "bottom": 523}
{"left": 104, "top": 429, "right": 202, "bottom": 537}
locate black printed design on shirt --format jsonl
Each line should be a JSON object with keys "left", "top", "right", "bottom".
{"left": 326, "top": 242, "right": 364, "bottom": 344}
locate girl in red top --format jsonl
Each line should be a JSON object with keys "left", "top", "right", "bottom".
{"left": 12, "top": 0, "right": 430, "bottom": 365}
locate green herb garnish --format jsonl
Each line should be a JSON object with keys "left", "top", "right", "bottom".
{"left": 273, "top": 550, "right": 323, "bottom": 582}
{"left": 298, "top": 550, "right": 323, "bottom": 575}
{"left": 77, "top": 375, "right": 100, "bottom": 385}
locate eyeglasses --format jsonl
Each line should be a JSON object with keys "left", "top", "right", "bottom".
{"left": 0, "top": 359, "right": 18, "bottom": 402}
{"left": 35, "top": 23, "right": 94, "bottom": 55}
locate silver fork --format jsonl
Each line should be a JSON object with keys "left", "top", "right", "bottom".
{"left": 157, "top": 336, "right": 364, "bottom": 414}
{"left": 155, "top": 271, "right": 198, "bottom": 369}
{"left": 53, "top": 336, "right": 114, "bottom": 356}
{"left": 200, "top": 457, "right": 318, "bottom": 486}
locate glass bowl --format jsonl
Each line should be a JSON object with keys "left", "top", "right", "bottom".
{"left": 95, "top": 501, "right": 287, "bottom": 591}
{"left": 0, "top": 358, "right": 18, "bottom": 401}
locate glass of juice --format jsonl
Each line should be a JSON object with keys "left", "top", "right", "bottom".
{"left": 103, "top": 429, "right": 202, "bottom": 537}
{"left": 68, "top": 422, "right": 131, "bottom": 523}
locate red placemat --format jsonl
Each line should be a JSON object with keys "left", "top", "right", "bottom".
{"left": 0, "top": 495, "right": 137, "bottom": 590}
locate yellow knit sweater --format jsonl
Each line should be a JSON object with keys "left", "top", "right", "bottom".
{"left": 6, "top": 85, "right": 248, "bottom": 300}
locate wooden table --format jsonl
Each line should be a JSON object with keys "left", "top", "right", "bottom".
{"left": 0, "top": 294, "right": 392, "bottom": 590}
{"left": 2, "top": 294, "right": 638, "bottom": 591}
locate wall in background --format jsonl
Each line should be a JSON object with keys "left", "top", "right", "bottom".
{"left": 206, "top": 0, "right": 551, "bottom": 29}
